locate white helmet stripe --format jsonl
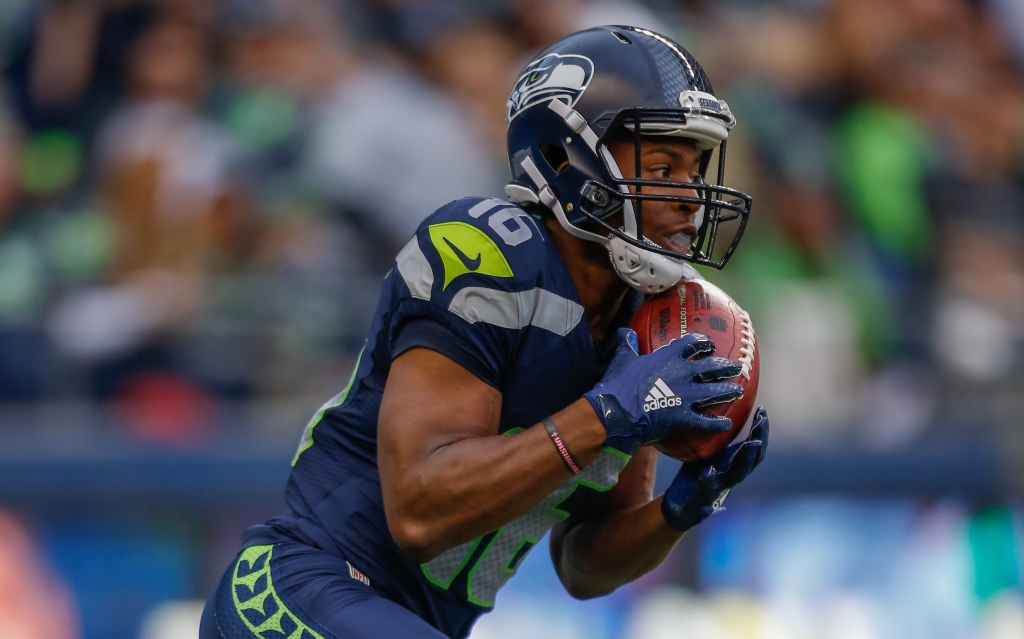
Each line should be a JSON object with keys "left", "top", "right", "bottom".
{"left": 547, "top": 98, "right": 600, "bottom": 152}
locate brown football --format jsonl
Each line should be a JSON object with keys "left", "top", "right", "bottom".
{"left": 628, "top": 278, "right": 759, "bottom": 462}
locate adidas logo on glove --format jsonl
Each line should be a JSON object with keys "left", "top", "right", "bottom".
{"left": 643, "top": 378, "right": 682, "bottom": 412}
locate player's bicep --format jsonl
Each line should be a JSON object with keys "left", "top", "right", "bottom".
{"left": 379, "top": 347, "right": 502, "bottom": 474}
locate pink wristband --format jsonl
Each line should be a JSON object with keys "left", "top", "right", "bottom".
{"left": 542, "top": 417, "right": 580, "bottom": 474}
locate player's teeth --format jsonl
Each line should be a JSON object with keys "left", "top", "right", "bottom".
{"left": 669, "top": 232, "right": 692, "bottom": 250}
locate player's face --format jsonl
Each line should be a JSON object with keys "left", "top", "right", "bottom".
{"left": 607, "top": 136, "right": 704, "bottom": 255}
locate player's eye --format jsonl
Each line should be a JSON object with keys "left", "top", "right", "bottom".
{"left": 651, "top": 166, "right": 670, "bottom": 179}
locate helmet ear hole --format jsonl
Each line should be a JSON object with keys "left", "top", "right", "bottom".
{"left": 539, "top": 142, "right": 570, "bottom": 174}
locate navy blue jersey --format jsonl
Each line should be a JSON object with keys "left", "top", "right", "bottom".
{"left": 245, "top": 197, "right": 641, "bottom": 639}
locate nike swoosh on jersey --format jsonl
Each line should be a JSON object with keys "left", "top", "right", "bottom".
{"left": 427, "top": 220, "right": 514, "bottom": 289}
{"left": 444, "top": 237, "right": 482, "bottom": 271}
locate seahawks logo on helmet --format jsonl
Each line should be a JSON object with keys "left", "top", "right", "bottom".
{"left": 505, "top": 53, "right": 594, "bottom": 123}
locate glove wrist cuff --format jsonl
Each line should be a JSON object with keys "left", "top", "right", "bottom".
{"left": 661, "top": 496, "right": 699, "bottom": 533}
{"left": 584, "top": 392, "right": 639, "bottom": 439}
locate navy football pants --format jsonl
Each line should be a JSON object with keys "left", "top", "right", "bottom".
{"left": 200, "top": 542, "right": 447, "bottom": 639}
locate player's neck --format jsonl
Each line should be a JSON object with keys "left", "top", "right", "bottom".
{"left": 543, "top": 217, "right": 630, "bottom": 342}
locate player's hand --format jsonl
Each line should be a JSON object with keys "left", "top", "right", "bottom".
{"left": 661, "top": 406, "right": 769, "bottom": 532}
{"left": 583, "top": 328, "right": 743, "bottom": 449}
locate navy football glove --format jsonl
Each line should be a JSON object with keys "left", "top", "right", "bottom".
{"left": 661, "top": 406, "right": 769, "bottom": 532}
{"left": 584, "top": 328, "right": 744, "bottom": 449}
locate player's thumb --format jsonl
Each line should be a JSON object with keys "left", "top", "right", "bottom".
{"left": 615, "top": 328, "right": 640, "bottom": 358}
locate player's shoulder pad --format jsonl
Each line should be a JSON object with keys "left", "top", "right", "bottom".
{"left": 401, "top": 197, "right": 549, "bottom": 294}
{"left": 393, "top": 198, "right": 583, "bottom": 336}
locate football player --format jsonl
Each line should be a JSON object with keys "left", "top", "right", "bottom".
{"left": 201, "top": 25, "right": 769, "bottom": 639}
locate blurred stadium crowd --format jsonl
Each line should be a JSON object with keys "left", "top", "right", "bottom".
{"left": 2, "top": 0, "right": 1024, "bottom": 447}
{"left": 2, "top": 0, "right": 1024, "bottom": 638}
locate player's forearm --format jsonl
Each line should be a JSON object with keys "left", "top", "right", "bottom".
{"left": 384, "top": 399, "right": 607, "bottom": 563}
{"left": 554, "top": 496, "right": 682, "bottom": 599}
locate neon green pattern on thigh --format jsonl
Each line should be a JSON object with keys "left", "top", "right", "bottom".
{"left": 231, "top": 545, "right": 325, "bottom": 639}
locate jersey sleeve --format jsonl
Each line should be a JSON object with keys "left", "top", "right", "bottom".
{"left": 392, "top": 318, "right": 502, "bottom": 389}
{"left": 385, "top": 198, "right": 550, "bottom": 388}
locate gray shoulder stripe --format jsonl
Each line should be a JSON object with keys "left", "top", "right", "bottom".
{"left": 396, "top": 237, "right": 433, "bottom": 300}
{"left": 468, "top": 198, "right": 510, "bottom": 219}
{"left": 448, "top": 287, "right": 584, "bottom": 336}
{"left": 447, "top": 287, "right": 519, "bottom": 330}
{"left": 533, "top": 288, "right": 586, "bottom": 336}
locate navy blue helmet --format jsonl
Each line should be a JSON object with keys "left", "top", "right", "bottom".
{"left": 505, "top": 25, "right": 752, "bottom": 292}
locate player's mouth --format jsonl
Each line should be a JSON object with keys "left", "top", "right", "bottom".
{"left": 665, "top": 226, "right": 697, "bottom": 254}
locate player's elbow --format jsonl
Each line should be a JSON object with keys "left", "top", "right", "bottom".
{"left": 387, "top": 505, "right": 460, "bottom": 564}
{"left": 551, "top": 534, "right": 618, "bottom": 600}
{"left": 382, "top": 475, "right": 452, "bottom": 563}
{"left": 560, "top": 578, "right": 598, "bottom": 600}
{"left": 557, "top": 571, "right": 618, "bottom": 600}
{"left": 389, "top": 516, "right": 437, "bottom": 564}
{"left": 568, "top": 587, "right": 613, "bottom": 601}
